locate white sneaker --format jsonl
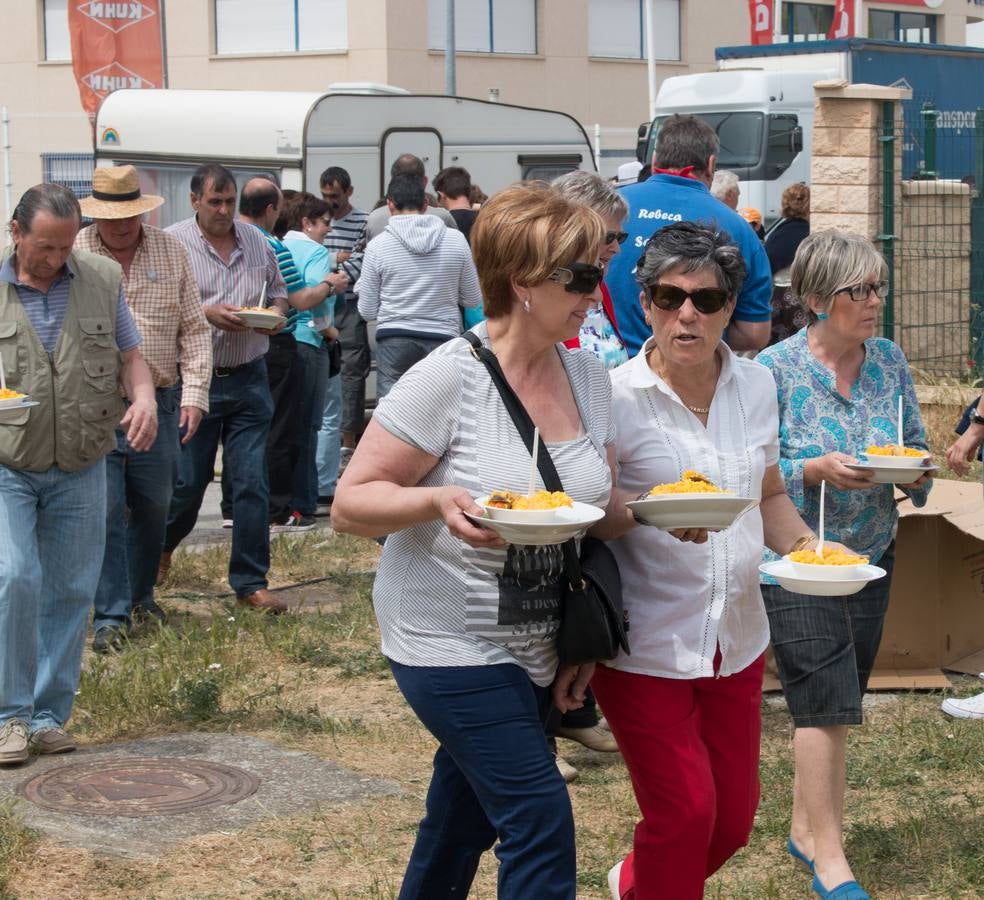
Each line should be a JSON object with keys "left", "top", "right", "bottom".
{"left": 221, "top": 518, "right": 233, "bottom": 529}
{"left": 0, "top": 719, "right": 30, "bottom": 765}
{"left": 607, "top": 861, "right": 624, "bottom": 900}
{"left": 942, "top": 676, "right": 984, "bottom": 719}
{"left": 557, "top": 719, "right": 619, "bottom": 753}
{"left": 555, "top": 755, "right": 578, "bottom": 783}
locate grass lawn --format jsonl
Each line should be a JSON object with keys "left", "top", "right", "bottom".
{"left": 1, "top": 398, "right": 983, "bottom": 898}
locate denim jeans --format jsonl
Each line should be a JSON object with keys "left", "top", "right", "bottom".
{"left": 389, "top": 660, "right": 575, "bottom": 900}
{"left": 335, "top": 297, "right": 370, "bottom": 436}
{"left": 375, "top": 334, "right": 449, "bottom": 399}
{"left": 165, "top": 358, "right": 273, "bottom": 598}
{"left": 0, "top": 459, "right": 106, "bottom": 730}
{"left": 316, "top": 373, "right": 342, "bottom": 498}
{"left": 291, "top": 342, "right": 331, "bottom": 516}
{"left": 92, "top": 386, "right": 181, "bottom": 630}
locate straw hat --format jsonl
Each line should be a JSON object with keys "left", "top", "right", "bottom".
{"left": 79, "top": 166, "right": 164, "bottom": 219}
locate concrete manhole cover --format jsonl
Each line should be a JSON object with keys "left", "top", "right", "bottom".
{"left": 18, "top": 757, "right": 260, "bottom": 817}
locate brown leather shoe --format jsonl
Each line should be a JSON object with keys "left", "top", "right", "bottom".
{"left": 156, "top": 550, "right": 173, "bottom": 586}
{"left": 236, "top": 589, "right": 288, "bottom": 614}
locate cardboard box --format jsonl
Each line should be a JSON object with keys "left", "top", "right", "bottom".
{"left": 765, "top": 478, "right": 984, "bottom": 691}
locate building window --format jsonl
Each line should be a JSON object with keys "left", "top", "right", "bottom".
{"left": 42, "top": 153, "right": 94, "bottom": 200}
{"left": 780, "top": 2, "right": 834, "bottom": 42}
{"left": 214, "top": 0, "right": 347, "bottom": 54}
{"left": 588, "top": 0, "right": 680, "bottom": 61}
{"left": 869, "top": 10, "right": 937, "bottom": 43}
{"left": 43, "top": 0, "right": 71, "bottom": 61}
{"left": 427, "top": 0, "right": 537, "bottom": 54}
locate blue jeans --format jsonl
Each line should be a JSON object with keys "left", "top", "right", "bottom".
{"left": 316, "top": 373, "right": 342, "bottom": 498}
{"left": 165, "top": 359, "right": 273, "bottom": 598}
{"left": 388, "top": 661, "right": 575, "bottom": 900}
{"left": 291, "top": 342, "right": 331, "bottom": 516}
{"left": 93, "top": 386, "right": 181, "bottom": 629}
{"left": 375, "top": 334, "right": 449, "bottom": 399}
{"left": 0, "top": 459, "right": 106, "bottom": 729}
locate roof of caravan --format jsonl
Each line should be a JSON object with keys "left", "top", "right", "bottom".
{"left": 95, "top": 89, "right": 591, "bottom": 162}
{"left": 95, "top": 90, "right": 325, "bottom": 161}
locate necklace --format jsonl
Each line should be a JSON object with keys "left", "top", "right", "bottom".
{"left": 684, "top": 403, "right": 710, "bottom": 415}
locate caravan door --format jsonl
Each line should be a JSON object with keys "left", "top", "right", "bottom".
{"left": 381, "top": 129, "right": 442, "bottom": 187}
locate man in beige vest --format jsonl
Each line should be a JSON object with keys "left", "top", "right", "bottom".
{"left": 0, "top": 184, "right": 157, "bottom": 766}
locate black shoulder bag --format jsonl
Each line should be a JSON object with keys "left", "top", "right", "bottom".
{"left": 462, "top": 332, "right": 629, "bottom": 664}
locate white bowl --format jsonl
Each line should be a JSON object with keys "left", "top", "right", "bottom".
{"left": 466, "top": 497, "right": 605, "bottom": 547}
{"left": 858, "top": 451, "right": 929, "bottom": 469}
{"left": 760, "top": 560, "right": 887, "bottom": 597}
{"left": 785, "top": 556, "right": 868, "bottom": 581}
{"left": 235, "top": 309, "right": 286, "bottom": 329}
{"left": 626, "top": 493, "right": 758, "bottom": 531}
{"left": 0, "top": 394, "right": 29, "bottom": 409}
{"left": 477, "top": 496, "right": 580, "bottom": 525}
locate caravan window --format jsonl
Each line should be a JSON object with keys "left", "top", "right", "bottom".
{"left": 104, "top": 162, "right": 282, "bottom": 229}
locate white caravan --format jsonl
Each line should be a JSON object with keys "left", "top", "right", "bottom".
{"left": 93, "top": 86, "right": 596, "bottom": 226}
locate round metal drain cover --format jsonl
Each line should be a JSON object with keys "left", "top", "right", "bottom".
{"left": 19, "top": 757, "right": 260, "bottom": 817}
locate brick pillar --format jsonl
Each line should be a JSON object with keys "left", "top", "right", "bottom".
{"left": 809, "top": 80, "right": 911, "bottom": 245}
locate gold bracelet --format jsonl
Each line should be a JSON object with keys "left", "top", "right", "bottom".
{"left": 789, "top": 534, "right": 818, "bottom": 554}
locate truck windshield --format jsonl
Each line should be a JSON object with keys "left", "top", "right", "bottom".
{"left": 651, "top": 112, "right": 764, "bottom": 169}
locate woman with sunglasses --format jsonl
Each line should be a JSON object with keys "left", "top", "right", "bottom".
{"left": 592, "top": 221, "right": 839, "bottom": 900}
{"left": 756, "top": 230, "right": 931, "bottom": 900}
{"left": 553, "top": 170, "right": 630, "bottom": 372}
{"left": 332, "top": 181, "right": 610, "bottom": 899}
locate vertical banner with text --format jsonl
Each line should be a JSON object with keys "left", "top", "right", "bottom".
{"left": 748, "top": 0, "right": 773, "bottom": 45}
{"left": 827, "top": 0, "right": 858, "bottom": 39}
{"left": 68, "top": 1, "right": 165, "bottom": 115}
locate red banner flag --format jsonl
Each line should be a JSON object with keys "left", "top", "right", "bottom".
{"left": 68, "top": 1, "right": 165, "bottom": 115}
{"left": 827, "top": 0, "right": 857, "bottom": 39}
{"left": 748, "top": 0, "right": 773, "bottom": 45}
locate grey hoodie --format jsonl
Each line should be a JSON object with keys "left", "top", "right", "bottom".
{"left": 356, "top": 213, "right": 482, "bottom": 339}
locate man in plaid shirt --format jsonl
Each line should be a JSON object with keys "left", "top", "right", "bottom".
{"left": 76, "top": 166, "right": 213, "bottom": 652}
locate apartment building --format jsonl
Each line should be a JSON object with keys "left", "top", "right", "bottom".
{"left": 1, "top": 0, "right": 980, "bottom": 218}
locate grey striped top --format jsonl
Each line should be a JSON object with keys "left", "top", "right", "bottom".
{"left": 372, "top": 322, "right": 614, "bottom": 686}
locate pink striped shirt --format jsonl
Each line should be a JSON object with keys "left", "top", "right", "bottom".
{"left": 165, "top": 217, "right": 287, "bottom": 368}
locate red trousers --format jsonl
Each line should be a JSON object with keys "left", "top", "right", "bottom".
{"left": 591, "top": 655, "right": 765, "bottom": 900}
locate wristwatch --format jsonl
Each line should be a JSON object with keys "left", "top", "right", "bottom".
{"left": 971, "top": 404, "right": 984, "bottom": 427}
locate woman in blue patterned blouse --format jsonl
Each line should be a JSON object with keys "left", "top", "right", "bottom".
{"left": 756, "top": 230, "right": 932, "bottom": 900}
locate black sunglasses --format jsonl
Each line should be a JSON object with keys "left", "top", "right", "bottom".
{"left": 642, "top": 282, "right": 731, "bottom": 314}
{"left": 833, "top": 280, "right": 889, "bottom": 302}
{"left": 547, "top": 262, "right": 605, "bottom": 294}
{"left": 605, "top": 230, "right": 629, "bottom": 245}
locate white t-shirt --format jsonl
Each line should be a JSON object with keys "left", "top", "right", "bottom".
{"left": 605, "top": 339, "right": 779, "bottom": 679}
{"left": 371, "top": 322, "right": 615, "bottom": 686}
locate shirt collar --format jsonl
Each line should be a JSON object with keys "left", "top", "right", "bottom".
{"left": 0, "top": 251, "right": 76, "bottom": 287}
{"left": 649, "top": 173, "right": 710, "bottom": 194}
{"left": 627, "top": 335, "right": 737, "bottom": 395}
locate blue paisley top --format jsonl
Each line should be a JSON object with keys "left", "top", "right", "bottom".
{"left": 757, "top": 327, "right": 930, "bottom": 572}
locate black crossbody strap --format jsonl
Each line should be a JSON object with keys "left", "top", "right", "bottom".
{"left": 462, "top": 331, "right": 583, "bottom": 585}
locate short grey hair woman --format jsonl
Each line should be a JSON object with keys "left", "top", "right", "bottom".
{"left": 552, "top": 170, "right": 631, "bottom": 369}
{"left": 592, "top": 221, "right": 848, "bottom": 898}
{"left": 756, "top": 229, "right": 931, "bottom": 899}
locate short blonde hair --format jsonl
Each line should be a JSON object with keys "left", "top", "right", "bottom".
{"left": 471, "top": 182, "right": 605, "bottom": 319}
{"left": 791, "top": 229, "right": 886, "bottom": 323}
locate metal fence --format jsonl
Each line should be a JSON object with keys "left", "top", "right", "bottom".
{"left": 880, "top": 99, "right": 984, "bottom": 379}
{"left": 41, "top": 151, "right": 94, "bottom": 200}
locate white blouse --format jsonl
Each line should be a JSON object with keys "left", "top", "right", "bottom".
{"left": 606, "top": 339, "right": 779, "bottom": 679}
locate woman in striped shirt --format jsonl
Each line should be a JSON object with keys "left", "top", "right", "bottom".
{"left": 333, "top": 182, "right": 611, "bottom": 900}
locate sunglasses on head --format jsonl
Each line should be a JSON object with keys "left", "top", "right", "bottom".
{"left": 832, "top": 280, "right": 889, "bottom": 302}
{"left": 605, "top": 230, "right": 629, "bottom": 245}
{"left": 642, "top": 282, "right": 731, "bottom": 314}
{"left": 547, "top": 262, "right": 605, "bottom": 294}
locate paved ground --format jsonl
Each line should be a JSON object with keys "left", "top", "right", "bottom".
{"left": 0, "top": 733, "right": 399, "bottom": 858}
